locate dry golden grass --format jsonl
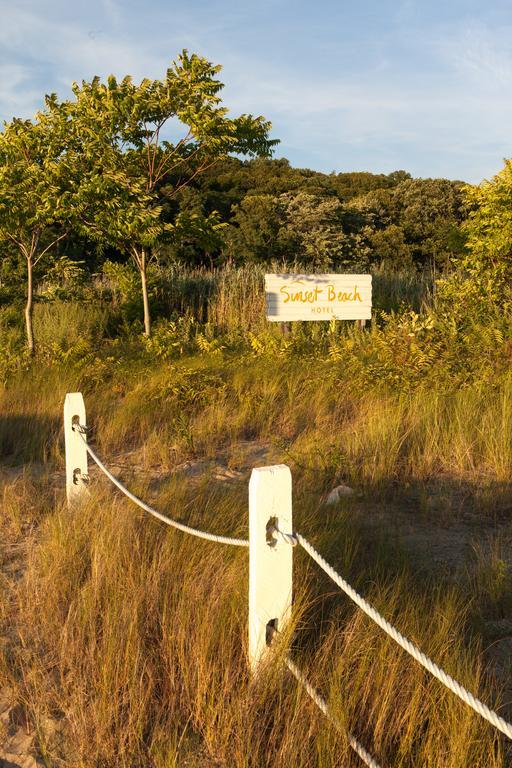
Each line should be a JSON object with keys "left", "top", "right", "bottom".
{"left": 1, "top": 352, "right": 512, "bottom": 765}
{"left": 0, "top": 471, "right": 506, "bottom": 767}
{"left": 4, "top": 346, "right": 512, "bottom": 488}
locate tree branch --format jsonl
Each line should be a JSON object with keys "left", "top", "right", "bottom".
{"left": 169, "top": 157, "right": 219, "bottom": 197}
{"left": 153, "top": 142, "right": 205, "bottom": 187}
{"left": 130, "top": 245, "right": 143, "bottom": 270}
{"left": 0, "top": 228, "right": 26, "bottom": 253}
{"left": 33, "top": 231, "right": 67, "bottom": 265}
{"left": 152, "top": 129, "right": 194, "bottom": 185}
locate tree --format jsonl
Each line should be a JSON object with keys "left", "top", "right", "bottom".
{"left": 370, "top": 225, "right": 412, "bottom": 271}
{"left": 463, "top": 159, "right": 512, "bottom": 275}
{"left": 227, "top": 190, "right": 370, "bottom": 268}
{"left": 392, "top": 178, "right": 466, "bottom": 269}
{"left": 227, "top": 194, "right": 288, "bottom": 264}
{"left": 0, "top": 116, "right": 68, "bottom": 354}
{"left": 67, "top": 51, "right": 278, "bottom": 336}
{"left": 279, "top": 191, "right": 347, "bottom": 269}
{"left": 332, "top": 170, "right": 411, "bottom": 201}
{"left": 168, "top": 209, "right": 227, "bottom": 268}
{"left": 434, "top": 163, "right": 512, "bottom": 325}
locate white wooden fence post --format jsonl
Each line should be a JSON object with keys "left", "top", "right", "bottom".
{"left": 64, "top": 392, "right": 88, "bottom": 507}
{"left": 249, "top": 464, "right": 293, "bottom": 672}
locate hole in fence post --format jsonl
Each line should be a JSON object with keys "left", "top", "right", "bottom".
{"left": 266, "top": 516, "right": 278, "bottom": 548}
{"left": 266, "top": 618, "right": 278, "bottom": 646}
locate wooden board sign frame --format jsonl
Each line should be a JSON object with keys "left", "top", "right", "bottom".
{"left": 265, "top": 274, "right": 372, "bottom": 322}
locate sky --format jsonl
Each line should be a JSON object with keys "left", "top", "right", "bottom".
{"left": 1, "top": 0, "right": 511, "bottom": 183}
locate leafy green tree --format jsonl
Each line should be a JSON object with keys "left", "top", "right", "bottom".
{"left": 370, "top": 224, "right": 413, "bottom": 271}
{"left": 67, "top": 51, "right": 277, "bottom": 336}
{"left": 168, "top": 210, "right": 227, "bottom": 268}
{"left": 332, "top": 170, "right": 411, "bottom": 201}
{"left": 463, "top": 159, "right": 512, "bottom": 275}
{"left": 279, "top": 191, "right": 347, "bottom": 269}
{"left": 227, "top": 189, "right": 374, "bottom": 268}
{"left": 227, "top": 194, "right": 288, "bottom": 264}
{"left": 435, "top": 160, "right": 512, "bottom": 321}
{"left": 347, "top": 188, "right": 394, "bottom": 232}
{"left": 0, "top": 116, "right": 68, "bottom": 354}
{"left": 393, "top": 178, "right": 466, "bottom": 269}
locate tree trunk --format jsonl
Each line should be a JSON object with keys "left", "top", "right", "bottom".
{"left": 139, "top": 248, "right": 152, "bottom": 337}
{"left": 25, "top": 255, "right": 35, "bottom": 356}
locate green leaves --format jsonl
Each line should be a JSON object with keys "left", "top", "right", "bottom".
{"left": 64, "top": 49, "right": 277, "bottom": 257}
{"left": 0, "top": 48, "right": 278, "bottom": 266}
{"left": 0, "top": 48, "right": 277, "bottom": 339}
{"left": 0, "top": 116, "right": 68, "bottom": 258}
{"left": 463, "top": 159, "right": 512, "bottom": 275}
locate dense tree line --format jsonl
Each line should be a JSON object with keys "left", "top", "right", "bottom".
{"left": 0, "top": 154, "right": 470, "bottom": 284}
{"left": 19, "top": 158, "right": 467, "bottom": 279}
{"left": 167, "top": 158, "right": 467, "bottom": 271}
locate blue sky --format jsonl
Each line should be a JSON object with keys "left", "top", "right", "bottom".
{"left": 1, "top": 0, "right": 511, "bottom": 183}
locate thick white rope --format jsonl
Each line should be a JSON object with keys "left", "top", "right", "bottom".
{"left": 295, "top": 532, "right": 512, "bottom": 740}
{"left": 75, "top": 427, "right": 249, "bottom": 547}
{"left": 284, "top": 655, "right": 382, "bottom": 768}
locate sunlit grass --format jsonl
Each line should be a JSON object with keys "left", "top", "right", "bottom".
{"left": 0, "top": 264, "right": 511, "bottom": 765}
{"left": 3, "top": 352, "right": 512, "bottom": 489}
{"left": 0, "top": 475, "right": 505, "bottom": 767}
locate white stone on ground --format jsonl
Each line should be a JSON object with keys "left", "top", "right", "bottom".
{"left": 325, "top": 484, "right": 354, "bottom": 504}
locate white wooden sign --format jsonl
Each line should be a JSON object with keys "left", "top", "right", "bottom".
{"left": 265, "top": 274, "right": 372, "bottom": 322}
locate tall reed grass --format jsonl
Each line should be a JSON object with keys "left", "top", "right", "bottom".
{"left": 92, "top": 262, "right": 432, "bottom": 335}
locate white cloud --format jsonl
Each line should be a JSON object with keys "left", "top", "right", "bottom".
{"left": 0, "top": 4, "right": 166, "bottom": 94}
{"left": 442, "top": 22, "right": 512, "bottom": 88}
{"left": 0, "top": 3, "right": 510, "bottom": 182}
{"left": 0, "top": 63, "right": 42, "bottom": 120}
{"left": 212, "top": 16, "right": 512, "bottom": 181}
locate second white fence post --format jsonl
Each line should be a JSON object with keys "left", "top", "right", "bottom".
{"left": 64, "top": 392, "right": 89, "bottom": 507}
{"left": 249, "top": 464, "right": 293, "bottom": 672}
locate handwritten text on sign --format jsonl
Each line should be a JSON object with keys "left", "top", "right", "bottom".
{"left": 265, "top": 274, "right": 372, "bottom": 321}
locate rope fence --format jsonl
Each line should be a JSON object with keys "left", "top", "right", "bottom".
{"left": 77, "top": 428, "right": 249, "bottom": 547}
{"left": 284, "top": 655, "right": 382, "bottom": 768}
{"left": 294, "top": 531, "right": 512, "bottom": 741}
{"left": 63, "top": 391, "right": 512, "bottom": 767}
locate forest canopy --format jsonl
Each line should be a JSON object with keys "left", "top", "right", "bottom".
{"left": 0, "top": 154, "right": 469, "bottom": 282}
